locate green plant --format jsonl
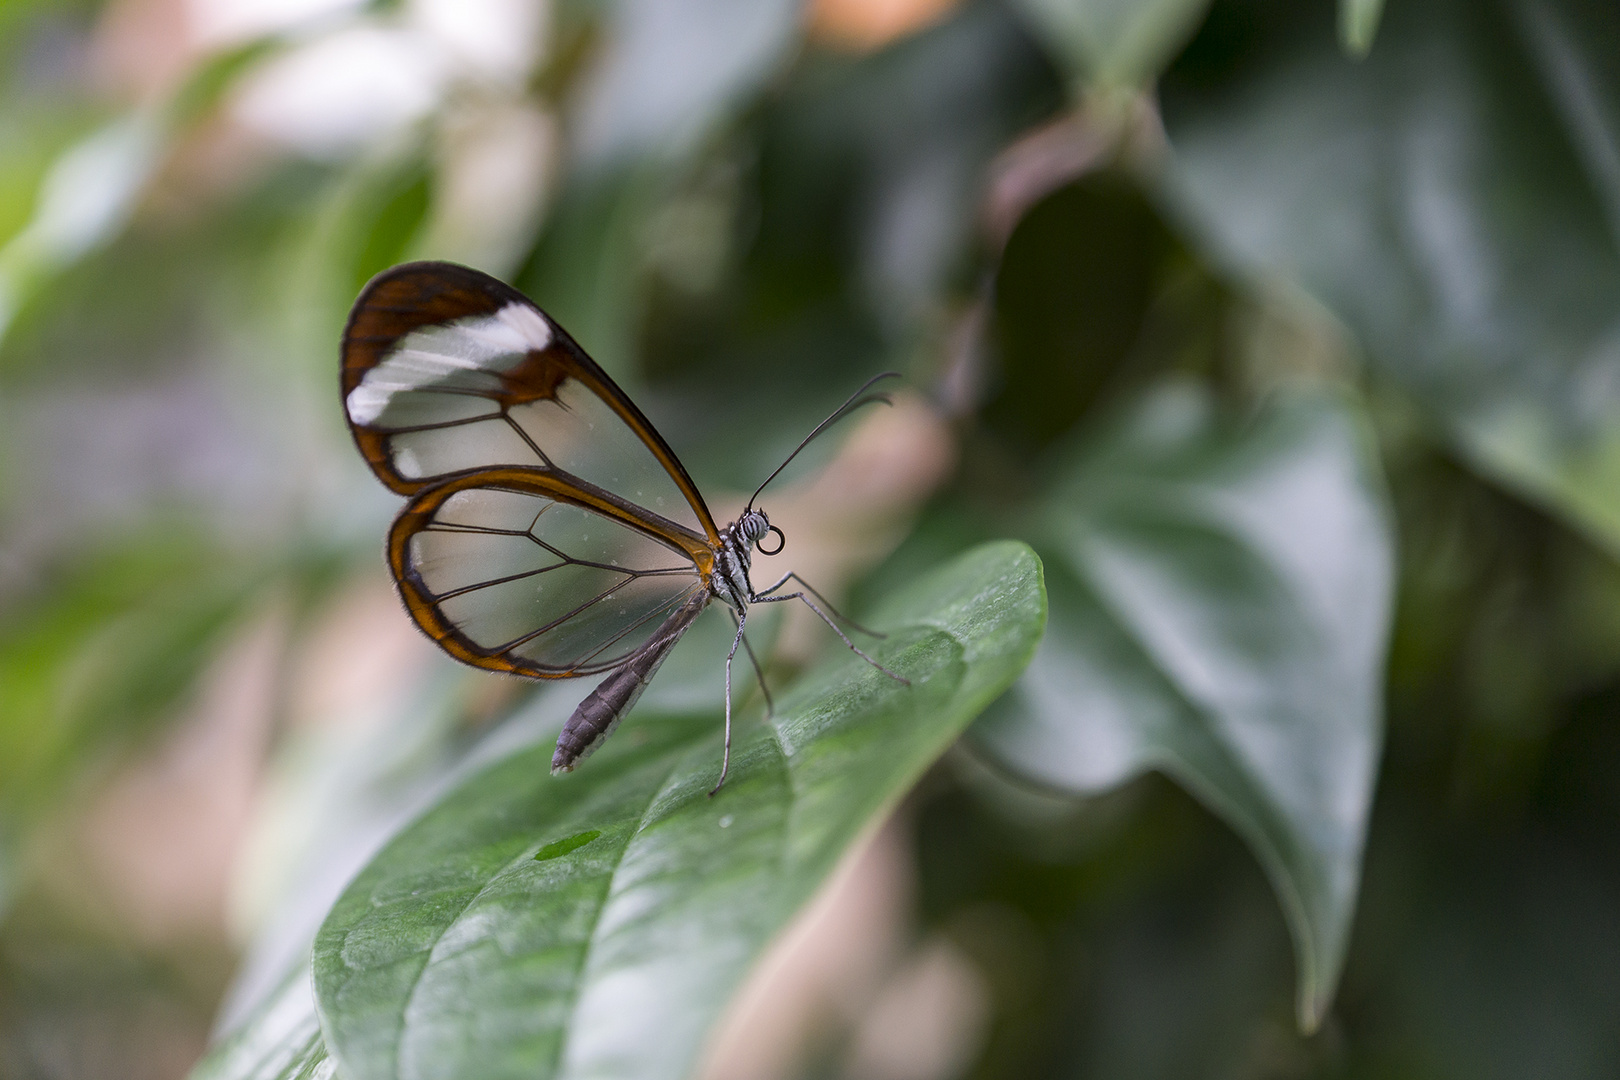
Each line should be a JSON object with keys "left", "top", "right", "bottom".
{"left": 1, "top": 0, "right": 1616, "bottom": 1077}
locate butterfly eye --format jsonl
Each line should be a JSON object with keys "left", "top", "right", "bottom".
{"left": 756, "top": 526, "right": 785, "bottom": 556}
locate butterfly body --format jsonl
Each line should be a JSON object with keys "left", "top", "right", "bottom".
{"left": 712, "top": 510, "right": 770, "bottom": 612}
{"left": 551, "top": 509, "right": 769, "bottom": 774}
{"left": 342, "top": 261, "right": 902, "bottom": 793}
{"left": 550, "top": 589, "right": 708, "bottom": 774}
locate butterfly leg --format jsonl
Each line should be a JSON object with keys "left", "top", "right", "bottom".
{"left": 751, "top": 590, "right": 909, "bottom": 685}
{"left": 731, "top": 608, "right": 775, "bottom": 717}
{"left": 754, "top": 572, "right": 886, "bottom": 638}
{"left": 711, "top": 610, "right": 749, "bottom": 797}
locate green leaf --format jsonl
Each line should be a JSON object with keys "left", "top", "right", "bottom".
{"left": 311, "top": 542, "right": 1045, "bottom": 1080}
{"left": 1009, "top": 0, "right": 1214, "bottom": 88}
{"left": 169, "top": 39, "right": 283, "bottom": 128}
{"left": 986, "top": 170, "right": 1185, "bottom": 458}
{"left": 1339, "top": 0, "right": 1387, "bottom": 57}
{"left": 1162, "top": 0, "right": 1620, "bottom": 556}
{"left": 974, "top": 385, "right": 1393, "bottom": 1029}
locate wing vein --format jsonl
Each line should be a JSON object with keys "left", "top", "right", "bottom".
{"left": 369, "top": 412, "right": 502, "bottom": 435}
{"left": 428, "top": 562, "right": 566, "bottom": 602}
{"left": 573, "top": 584, "right": 706, "bottom": 669}
{"left": 493, "top": 576, "right": 637, "bottom": 659}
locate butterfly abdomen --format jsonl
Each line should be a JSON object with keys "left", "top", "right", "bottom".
{"left": 551, "top": 590, "right": 708, "bottom": 774}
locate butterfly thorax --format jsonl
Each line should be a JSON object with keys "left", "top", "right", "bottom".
{"left": 712, "top": 509, "right": 770, "bottom": 611}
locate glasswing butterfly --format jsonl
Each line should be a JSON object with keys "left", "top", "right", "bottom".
{"left": 341, "top": 261, "right": 906, "bottom": 794}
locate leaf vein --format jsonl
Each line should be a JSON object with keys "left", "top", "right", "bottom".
{"left": 546, "top": 754, "right": 692, "bottom": 1077}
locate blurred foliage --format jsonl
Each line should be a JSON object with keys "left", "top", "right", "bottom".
{"left": 1, "top": 532, "right": 252, "bottom": 821}
{"left": 0, "top": 0, "right": 1615, "bottom": 1077}
{"left": 1164, "top": 0, "right": 1620, "bottom": 557}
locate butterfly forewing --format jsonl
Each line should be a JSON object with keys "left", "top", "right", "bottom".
{"left": 343, "top": 262, "right": 719, "bottom": 544}
{"left": 391, "top": 474, "right": 706, "bottom": 677}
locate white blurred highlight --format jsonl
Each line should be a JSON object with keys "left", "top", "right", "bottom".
{"left": 186, "top": 0, "right": 365, "bottom": 48}
{"left": 573, "top": 0, "right": 798, "bottom": 163}
{"left": 229, "top": 27, "right": 448, "bottom": 159}
{"left": 0, "top": 115, "right": 163, "bottom": 337}
{"left": 410, "top": 0, "right": 544, "bottom": 85}
{"left": 221, "top": 0, "right": 545, "bottom": 160}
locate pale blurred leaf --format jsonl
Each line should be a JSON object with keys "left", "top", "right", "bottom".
{"left": 190, "top": 962, "right": 335, "bottom": 1080}
{"left": 1339, "top": 0, "right": 1387, "bottom": 56}
{"left": 0, "top": 113, "right": 162, "bottom": 337}
{"left": 0, "top": 536, "right": 258, "bottom": 821}
{"left": 0, "top": 36, "right": 285, "bottom": 343}
{"left": 574, "top": 0, "right": 804, "bottom": 164}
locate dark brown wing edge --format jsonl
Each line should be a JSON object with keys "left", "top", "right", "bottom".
{"left": 387, "top": 466, "right": 716, "bottom": 680}
{"left": 341, "top": 260, "right": 722, "bottom": 545}
{"left": 551, "top": 589, "right": 709, "bottom": 773}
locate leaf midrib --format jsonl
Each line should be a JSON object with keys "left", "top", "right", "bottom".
{"left": 544, "top": 751, "right": 695, "bottom": 1080}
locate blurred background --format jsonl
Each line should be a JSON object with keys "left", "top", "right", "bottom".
{"left": 2, "top": 0, "right": 1619, "bottom": 1077}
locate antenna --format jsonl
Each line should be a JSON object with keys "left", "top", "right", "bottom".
{"left": 745, "top": 372, "right": 900, "bottom": 511}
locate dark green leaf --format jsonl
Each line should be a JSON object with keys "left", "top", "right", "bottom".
{"left": 987, "top": 170, "right": 1185, "bottom": 458}
{"left": 1163, "top": 0, "right": 1620, "bottom": 555}
{"left": 169, "top": 39, "right": 282, "bottom": 127}
{"left": 974, "top": 385, "right": 1393, "bottom": 1028}
{"left": 312, "top": 542, "right": 1044, "bottom": 1080}
{"left": 533, "top": 830, "right": 602, "bottom": 862}
{"left": 517, "top": 166, "right": 663, "bottom": 382}
{"left": 351, "top": 167, "right": 433, "bottom": 299}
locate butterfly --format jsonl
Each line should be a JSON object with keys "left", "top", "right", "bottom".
{"left": 341, "top": 261, "right": 906, "bottom": 793}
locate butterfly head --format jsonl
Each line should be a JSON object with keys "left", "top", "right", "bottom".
{"left": 735, "top": 509, "right": 784, "bottom": 556}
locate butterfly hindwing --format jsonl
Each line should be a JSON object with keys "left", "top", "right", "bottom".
{"left": 389, "top": 469, "right": 709, "bottom": 678}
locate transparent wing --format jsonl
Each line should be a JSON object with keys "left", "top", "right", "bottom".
{"left": 389, "top": 470, "right": 708, "bottom": 678}
{"left": 343, "top": 261, "right": 719, "bottom": 545}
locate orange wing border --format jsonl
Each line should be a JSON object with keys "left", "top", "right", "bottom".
{"left": 342, "top": 260, "right": 723, "bottom": 546}
{"left": 388, "top": 467, "right": 716, "bottom": 680}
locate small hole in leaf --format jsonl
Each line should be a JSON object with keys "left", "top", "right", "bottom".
{"left": 534, "top": 829, "right": 602, "bottom": 861}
